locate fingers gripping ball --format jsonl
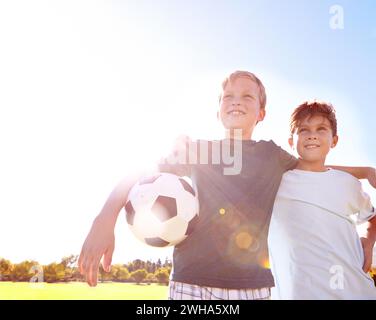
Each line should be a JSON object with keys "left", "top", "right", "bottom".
{"left": 124, "top": 173, "right": 199, "bottom": 247}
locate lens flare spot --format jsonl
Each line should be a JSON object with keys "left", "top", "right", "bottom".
{"left": 235, "top": 232, "right": 253, "bottom": 249}
{"left": 262, "top": 258, "right": 270, "bottom": 269}
{"left": 219, "top": 208, "right": 226, "bottom": 215}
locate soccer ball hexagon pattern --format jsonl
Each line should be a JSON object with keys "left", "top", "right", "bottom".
{"left": 124, "top": 173, "right": 199, "bottom": 247}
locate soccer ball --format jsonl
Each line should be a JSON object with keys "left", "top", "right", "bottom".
{"left": 124, "top": 173, "right": 199, "bottom": 247}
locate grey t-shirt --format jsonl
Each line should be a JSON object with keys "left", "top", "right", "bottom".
{"left": 158, "top": 139, "right": 297, "bottom": 289}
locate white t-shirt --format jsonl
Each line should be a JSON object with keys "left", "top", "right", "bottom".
{"left": 268, "top": 169, "right": 376, "bottom": 300}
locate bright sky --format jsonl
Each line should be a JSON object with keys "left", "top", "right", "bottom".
{"left": 0, "top": 0, "right": 375, "bottom": 265}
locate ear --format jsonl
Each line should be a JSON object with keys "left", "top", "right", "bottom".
{"left": 257, "top": 108, "right": 266, "bottom": 122}
{"left": 331, "top": 135, "right": 339, "bottom": 148}
{"left": 288, "top": 137, "right": 294, "bottom": 149}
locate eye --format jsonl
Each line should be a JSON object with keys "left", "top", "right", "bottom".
{"left": 244, "top": 95, "right": 254, "bottom": 100}
{"left": 223, "top": 94, "right": 232, "bottom": 100}
{"left": 318, "top": 127, "right": 328, "bottom": 131}
{"left": 298, "top": 128, "right": 307, "bottom": 133}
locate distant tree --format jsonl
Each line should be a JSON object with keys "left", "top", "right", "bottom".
{"left": 134, "top": 259, "right": 144, "bottom": 270}
{"left": 115, "top": 266, "right": 130, "bottom": 282}
{"left": 101, "top": 264, "right": 130, "bottom": 282}
{"left": 2, "top": 256, "right": 175, "bottom": 284}
{"left": 60, "top": 255, "right": 78, "bottom": 282}
{"left": 163, "top": 257, "right": 172, "bottom": 268}
{"left": 165, "top": 266, "right": 172, "bottom": 276}
{"left": 43, "top": 263, "right": 65, "bottom": 283}
{"left": 156, "top": 258, "right": 162, "bottom": 270}
{"left": 71, "top": 267, "right": 83, "bottom": 282}
{"left": 145, "top": 260, "right": 152, "bottom": 273}
{"left": 145, "top": 272, "right": 156, "bottom": 284}
{"left": 61, "top": 255, "right": 78, "bottom": 268}
{"left": 0, "top": 258, "right": 13, "bottom": 281}
{"left": 130, "top": 269, "right": 147, "bottom": 284}
{"left": 154, "top": 268, "right": 169, "bottom": 285}
{"left": 371, "top": 269, "right": 376, "bottom": 287}
{"left": 12, "top": 260, "right": 39, "bottom": 282}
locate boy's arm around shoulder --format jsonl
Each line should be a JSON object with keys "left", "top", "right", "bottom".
{"left": 352, "top": 179, "right": 376, "bottom": 273}
{"left": 78, "top": 169, "right": 158, "bottom": 287}
{"left": 328, "top": 166, "right": 376, "bottom": 188}
{"left": 360, "top": 214, "right": 376, "bottom": 273}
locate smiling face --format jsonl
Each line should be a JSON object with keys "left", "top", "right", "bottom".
{"left": 218, "top": 76, "right": 265, "bottom": 140}
{"left": 289, "top": 115, "right": 338, "bottom": 166}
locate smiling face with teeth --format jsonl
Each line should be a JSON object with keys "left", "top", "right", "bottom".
{"left": 289, "top": 115, "right": 338, "bottom": 170}
{"left": 218, "top": 76, "right": 265, "bottom": 140}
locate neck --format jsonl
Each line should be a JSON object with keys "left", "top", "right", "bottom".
{"left": 224, "top": 128, "right": 253, "bottom": 140}
{"left": 296, "top": 159, "right": 327, "bottom": 172}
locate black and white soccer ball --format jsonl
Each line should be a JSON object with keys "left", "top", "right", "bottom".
{"left": 124, "top": 173, "right": 199, "bottom": 247}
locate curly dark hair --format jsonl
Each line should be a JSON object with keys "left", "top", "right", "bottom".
{"left": 290, "top": 101, "right": 337, "bottom": 137}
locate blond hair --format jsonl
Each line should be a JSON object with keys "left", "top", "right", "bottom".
{"left": 219, "top": 70, "right": 267, "bottom": 109}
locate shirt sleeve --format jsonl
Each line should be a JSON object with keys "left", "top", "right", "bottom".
{"left": 158, "top": 156, "right": 192, "bottom": 177}
{"left": 274, "top": 142, "right": 298, "bottom": 172}
{"left": 157, "top": 137, "right": 193, "bottom": 177}
{"left": 352, "top": 182, "right": 376, "bottom": 224}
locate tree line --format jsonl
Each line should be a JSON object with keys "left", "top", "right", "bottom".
{"left": 0, "top": 255, "right": 172, "bottom": 285}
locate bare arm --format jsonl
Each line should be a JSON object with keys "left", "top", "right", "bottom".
{"left": 328, "top": 166, "right": 376, "bottom": 188}
{"left": 94, "top": 176, "right": 139, "bottom": 227}
{"left": 78, "top": 137, "right": 188, "bottom": 286}
{"left": 360, "top": 214, "right": 376, "bottom": 272}
{"left": 325, "top": 165, "right": 376, "bottom": 272}
{"left": 78, "top": 170, "right": 157, "bottom": 287}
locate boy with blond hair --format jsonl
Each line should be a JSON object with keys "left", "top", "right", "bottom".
{"left": 79, "top": 71, "right": 376, "bottom": 300}
{"left": 268, "top": 102, "right": 376, "bottom": 299}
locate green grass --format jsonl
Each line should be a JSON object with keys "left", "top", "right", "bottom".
{"left": 0, "top": 282, "right": 169, "bottom": 300}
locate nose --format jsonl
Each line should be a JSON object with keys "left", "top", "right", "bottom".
{"left": 307, "top": 133, "right": 318, "bottom": 140}
{"left": 231, "top": 98, "right": 241, "bottom": 106}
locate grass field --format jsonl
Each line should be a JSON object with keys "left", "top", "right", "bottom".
{"left": 0, "top": 282, "right": 169, "bottom": 300}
